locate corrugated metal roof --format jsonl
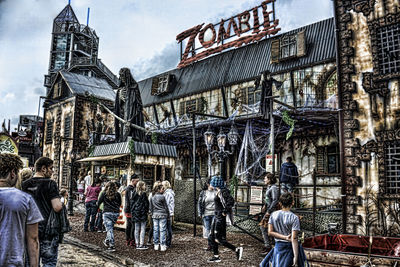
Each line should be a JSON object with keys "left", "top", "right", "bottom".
{"left": 138, "top": 17, "right": 335, "bottom": 106}
{"left": 61, "top": 71, "right": 116, "bottom": 102}
{"left": 91, "top": 140, "right": 177, "bottom": 158}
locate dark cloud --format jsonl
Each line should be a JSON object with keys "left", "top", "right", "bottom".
{"left": 131, "top": 42, "right": 179, "bottom": 81}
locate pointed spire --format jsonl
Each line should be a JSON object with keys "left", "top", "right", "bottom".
{"left": 87, "top": 7, "right": 90, "bottom": 26}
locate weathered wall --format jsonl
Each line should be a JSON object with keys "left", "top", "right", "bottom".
{"left": 336, "top": 0, "right": 400, "bottom": 234}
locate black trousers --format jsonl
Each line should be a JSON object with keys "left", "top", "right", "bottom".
{"left": 125, "top": 218, "right": 135, "bottom": 241}
{"left": 208, "top": 216, "right": 236, "bottom": 255}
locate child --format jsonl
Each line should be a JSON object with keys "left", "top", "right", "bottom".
{"left": 149, "top": 183, "right": 169, "bottom": 252}
{"left": 132, "top": 181, "right": 149, "bottom": 249}
{"left": 260, "top": 193, "right": 308, "bottom": 267}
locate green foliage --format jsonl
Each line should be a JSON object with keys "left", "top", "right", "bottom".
{"left": 282, "top": 110, "right": 297, "bottom": 140}
{"left": 151, "top": 132, "right": 158, "bottom": 144}
{"left": 229, "top": 175, "right": 238, "bottom": 197}
{"left": 128, "top": 139, "right": 136, "bottom": 167}
{"left": 88, "top": 145, "right": 96, "bottom": 156}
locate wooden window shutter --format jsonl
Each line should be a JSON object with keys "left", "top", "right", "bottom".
{"left": 151, "top": 77, "right": 159, "bottom": 95}
{"left": 296, "top": 30, "right": 306, "bottom": 57}
{"left": 316, "top": 147, "right": 325, "bottom": 173}
{"left": 270, "top": 39, "right": 280, "bottom": 64}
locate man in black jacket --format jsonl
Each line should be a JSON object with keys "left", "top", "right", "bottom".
{"left": 124, "top": 174, "right": 139, "bottom": 247}
{"left": 279, "top": 157, "right": 299, "bottom": 193}
{"left": 207, "top": 176, "right": 243, "bottom": 263}
{"left": 22, "top": 157, "right": 63, "bottom": 267}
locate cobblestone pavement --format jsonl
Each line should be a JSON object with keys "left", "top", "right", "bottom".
{"left": 57, "top": 242, "right": 124, "bottom": 267}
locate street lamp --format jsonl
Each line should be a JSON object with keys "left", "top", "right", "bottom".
{"left": 204, "top": 126, "right": 238, "bottom": 181}
{"left": 227, "top": 124, "right": 239, "bottom": 146}
{"left": 67, "top": 149, "right": 80, "bottom": 216}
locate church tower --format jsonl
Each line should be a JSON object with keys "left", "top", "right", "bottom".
{"left": 44, "top": 4, "right": 118, "bottom": 89}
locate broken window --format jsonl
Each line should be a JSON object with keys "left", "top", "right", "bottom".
{"left": 377, "top": 23, "right": 400, "bottom": 75}
{"left": 270, "top": 30, "right": 306, "bottom": 63}
{"left": 316, "top": 144, "right": 340, "bottom": 174}
{"left": 45, "top": 120, "right": 54, "bottom": 144}
{"left": 385, "top": 142, "right": 400, "bottom": 194}
{"left": 151, "top": 74, "right": 176, "bottom": 96}
{"left": 241, "top": 87, "right": 261, "bottom": 105}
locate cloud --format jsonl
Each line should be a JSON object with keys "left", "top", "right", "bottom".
{"left": 0, "top": 0, "right": 333, "bottom": 130}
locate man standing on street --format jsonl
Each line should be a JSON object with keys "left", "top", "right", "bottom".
{"left": 84, "top": 171, "right": 92, "bottom": 193}
{"left": 279, "top": 157, "right": 299, "bottom": 193}
{"left": 0, "top": 153, "right": 43, "bottom": 267}
{"left": 124, "top": 174, "right": 139, "bottom": 247}
{"left": 23, "top": 157, "right": 63, "bottom": 267}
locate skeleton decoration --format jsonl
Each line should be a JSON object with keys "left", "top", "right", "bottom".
{"left": 114, "top": 68, "right": 145, "bottom": 142}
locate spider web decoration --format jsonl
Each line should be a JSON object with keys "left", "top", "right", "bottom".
{"left": 235, "top": 121, "right": 270, "bottom": 183}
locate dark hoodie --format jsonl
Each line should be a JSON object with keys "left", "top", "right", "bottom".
{"left": 279, "top": 162, "right": 299, "bottom": 184}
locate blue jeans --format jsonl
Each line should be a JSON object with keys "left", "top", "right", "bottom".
{"left": 202, "top": 215, "right": 214, "bottom": 238}
{"left": 39, "top": 235, "right": 59, "bottom": 267}
{"left": 103, "top": 212, "right": 119, "bottom": 246}
{"left": 166, "top": 217, "right": 173, "bottom": 247}
{"left": 153, "top": 218, "right": 167, "bottom": 246}
{"left": 84, "top": 200, "right": 97, "bottom": 231}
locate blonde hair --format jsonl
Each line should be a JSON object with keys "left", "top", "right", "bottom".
{"left": 162, "top": 180, "right": 171, "bottom": 190}
{"left": 136, "top": 181, "right": 146, "bottom": 195}
{"left": 20, "top": 168, "right": 33, "bottom": 182}
{"left": 152, "top": 181, "right": 162, "bottom": 194}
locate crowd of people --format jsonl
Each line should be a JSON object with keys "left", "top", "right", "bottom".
{"left": 0, "top": 151, "right": 307, "bottom": 267}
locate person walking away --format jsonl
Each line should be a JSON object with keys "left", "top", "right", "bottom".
{"left": 131, "top": 181, "right": 149, "bottom": 250}
{"left": 279, "top": 157, "right": 299, "bottom": 194}
{"left": 124, "top": 175, "right": 139, "bottom": 247}
{"left": 260, "top": 193, "right": 308, "bottom": 267}
{"left": 60, "top": 189, "right": 68, "bottom": 206}
{"left": 95, "top": 188, "right": 106, "bottom": 233}
{"left": 147, "top": 181, "right": 161, "bottom": 245}
{"left": 77, "top": 176, "right": 85, "bottom": 201}
{"left": 84, "top": 179, "right": 101, "bottom": 232}
{"left": 197, "top": 179, "right": 216, "bottom": 248}
{"left": 162, "top": 180, "right": 175, "bottom": 248}
{"left": 98, "top": 182, "right": 121, "bottom": 252}
{"left": 260, "top": 172, "right": 279, "bottom": 255}
{"left": 149, "top": 183, "right": 169, "bottom": 252}
{"left": 207, "top": 176, "right": 243, "bottom": 263}
{"left": 22, "top": 157, "right": 63, "bottom": 267}
{"left": 0, "top": 153, "right": 43, "bottom": 267}
{"left": 84, "top": 171, "right": 92, "bottom": 194}
{"left": 15, "top": 167, "right": 33, "bottom": 190}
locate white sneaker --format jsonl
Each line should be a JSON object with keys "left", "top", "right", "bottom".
{"left": 160, "top": 245, "right": 167, "bottom": 251}
{"left": 154, "top": 244, "right": 159, "bottom": 251}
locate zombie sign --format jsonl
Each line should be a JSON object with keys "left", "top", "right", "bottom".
{"left": 176, "top": 0, "right": 280, "bottom": 68}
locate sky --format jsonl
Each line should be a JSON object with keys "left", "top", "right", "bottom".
{"left": 0, "top": 0, "right": 333, "bottom": 130}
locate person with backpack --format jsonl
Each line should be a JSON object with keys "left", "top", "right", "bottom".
{"left": 131, "top": 181, "right": 149, "bottom": 250}
{"left": 98, "top": 182, "right": 121, "bottom": 252}
{"left": 279, "top": 157, "right": 299, "bottom": 193}
{"left": 207, "top": 176, "right": 243, "bottom": 263}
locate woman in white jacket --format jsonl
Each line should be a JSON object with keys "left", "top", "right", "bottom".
{"left": 162, "top": 181, "right": 175, "bottom": 248}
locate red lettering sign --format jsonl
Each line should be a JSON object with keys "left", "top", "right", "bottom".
{"left": 176, "top": 0, "right": 281, "bottom": 68}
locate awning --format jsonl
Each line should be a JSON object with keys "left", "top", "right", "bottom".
{"left": 77, "top": 154, "right": 129, "bottom": 162}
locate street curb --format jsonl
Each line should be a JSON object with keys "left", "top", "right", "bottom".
{"left": 64, "top": 234, "right": 150, "bottom": 267}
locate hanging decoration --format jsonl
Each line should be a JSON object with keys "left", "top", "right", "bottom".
{"left": 282, "top": 110, "right": 296, "bottom": 140}
{"left": 235, "top": 121, "right": 270, "bottom": 183}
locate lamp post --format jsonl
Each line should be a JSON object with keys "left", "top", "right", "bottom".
{"left": 65, "top": 149, "right": 79, "bottom": 216}
{"left": 204, "top": 125, "right": 238, "bottom": 181}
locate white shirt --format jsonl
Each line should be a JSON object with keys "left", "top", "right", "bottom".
{"left": 84, "top": 175, "right": 91, "bottom": 191}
